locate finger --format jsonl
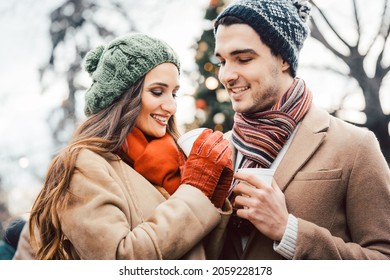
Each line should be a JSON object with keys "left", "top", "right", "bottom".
{"left": 201, "top": 131, "right": 224, "bottom": 155}
{"left": 219, "top": 139, "right": 231, "bottom": 155}
{"left": 192, "top": 128, "right": 213, "bottom": 153}
{"left": 215, "top": 141, "right": 231, "bottom": 162}
{"left": 234, "top": 193, "right": 252, "bottom": 209}
{"left": 233, "top": 182, "right": 258, "bottom": 198}
{"left": 234, "top": 171, "right": 272, "bottom": 190}
{"left": 235, "top": 207, "right": 250, "bottom": 220}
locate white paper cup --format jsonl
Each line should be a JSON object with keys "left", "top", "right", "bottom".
{"left": 237, "top": 168, "right": 275, "bottom": 186}
{"left": 177, "top": 128, "right": 207, "bottom": 157}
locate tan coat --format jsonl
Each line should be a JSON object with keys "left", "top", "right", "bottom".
{"left": 14, "top": 149, "right": 231, "bottom": 260}
{"left": 222, "top": 105, "right": 390, "bottom": 259}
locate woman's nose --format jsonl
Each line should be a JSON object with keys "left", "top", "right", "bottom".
{"left": 161, "top": 95, "right": 177, "bottom": 114}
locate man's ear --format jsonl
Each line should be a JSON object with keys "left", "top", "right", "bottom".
{"left": 281, "top": 59, "right": 290, "bottom": 72}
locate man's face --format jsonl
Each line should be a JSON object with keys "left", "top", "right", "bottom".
{"left": 215, "top": 23, "right": 291, "bottom": 114}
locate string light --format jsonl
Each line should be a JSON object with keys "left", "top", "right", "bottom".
{"left": 18, "top": 157, "right": 30, "bottom": 169}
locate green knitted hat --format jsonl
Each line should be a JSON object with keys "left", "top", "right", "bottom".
{"left": 83, "top": 33, "right": 181, "bottom": 116}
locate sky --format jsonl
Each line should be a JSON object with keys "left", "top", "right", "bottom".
{"left": 0, "top": 0, "right": 389, "bottom": 216}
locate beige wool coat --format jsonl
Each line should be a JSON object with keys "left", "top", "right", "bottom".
{"left": 221, "top": 105, "right": 390, "bottom": 260}
{"left": 14, "top": 149, "right": 231, "bottom": 260}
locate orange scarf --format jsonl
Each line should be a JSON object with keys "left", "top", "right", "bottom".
{"left": 122, "top": 127, "right": 181, "bottom": 195}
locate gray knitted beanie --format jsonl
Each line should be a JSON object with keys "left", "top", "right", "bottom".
{"left": 215, "top": 0, "right": 311, "bottom": 77}
{"left": 84, "top": 33, "right": 180, "bottom": 116}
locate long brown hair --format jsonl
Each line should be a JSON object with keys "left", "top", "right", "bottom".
{"left": 29, "top": 77, "right": 180, "bottom": 259}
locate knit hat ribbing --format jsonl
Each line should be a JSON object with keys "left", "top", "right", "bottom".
{"left": 215, "top": 0, "right": 311, "bottom": 77}
{"left": 84, "top": 33, "right": 180, "bottom": 116}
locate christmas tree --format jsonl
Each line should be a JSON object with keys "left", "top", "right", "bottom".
{"left": 192, "top": 0, "right": 234, "bottom": 132}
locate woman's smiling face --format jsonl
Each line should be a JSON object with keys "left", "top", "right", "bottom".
{"left": 135, "top": 62, "right": 180, "bottom": 138}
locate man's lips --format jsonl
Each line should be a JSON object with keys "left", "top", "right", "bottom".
{"left": 229, "top": 86, "right": 249, "bottom": 94}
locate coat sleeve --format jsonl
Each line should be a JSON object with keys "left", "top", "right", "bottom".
{"left": 12, "top": 223, "right": 35, "bottom": 260}
{"left": 295, "top": 131, "right": 390, "bottom": 259}
{"left": 203, "top": 199, "right": 233, "bottom": 259}
{"left": 60, "top": 150, "right": 221, "bottom": 260}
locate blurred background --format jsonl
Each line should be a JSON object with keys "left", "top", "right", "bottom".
{"left": 0, "top": 0, "right": 389, "bottom": 237}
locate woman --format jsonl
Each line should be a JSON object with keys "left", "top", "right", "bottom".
{"left": 27, "top": 33, "right": 233, "bottom": 260}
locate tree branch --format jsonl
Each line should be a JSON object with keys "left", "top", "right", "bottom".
{"left": 310, "top": 18, "right": 348, "bottom": 61}
{"left": 352, "top": 0, "right": 362, "bottom": 46}
{"left": 374, "top": 1, "right": 390, "bottom": 78}
{"left": 366, "top": 0, "right": 388, "bottom": 55}
{"left": 383, "top": 64, "right": 390, "bottom": 74}
{"left": 311, "top": 1, "right": 353, "bottom": 49}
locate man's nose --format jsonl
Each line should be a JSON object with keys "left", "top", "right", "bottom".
{"left": 219, "top": 62, "right": 239, "bottom": 87}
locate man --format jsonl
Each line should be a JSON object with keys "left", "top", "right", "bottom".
{"left": 0, "top": 217, "right": 26, "bottom": 259}
{"left": 214, "top": 0, "right": 390, "bottom": 259}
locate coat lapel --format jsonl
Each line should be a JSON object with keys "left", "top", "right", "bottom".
{"left": 274, "top": 105, "right": 330, "bottom": 192}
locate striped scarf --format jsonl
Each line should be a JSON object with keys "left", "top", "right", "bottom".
{"left": 232, "top": 78, "right": 312, "bottom": 171}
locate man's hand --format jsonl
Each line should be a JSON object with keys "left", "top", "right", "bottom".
{"left": 233, "top": 171, "right": 289, "bottom": 241}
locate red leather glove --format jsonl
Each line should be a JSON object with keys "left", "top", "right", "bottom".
{"left": 211, "top": 163, "right": 233, "bottom": 209}
{"left": 181, "top": 129, "right": 231, "bottom": 201}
